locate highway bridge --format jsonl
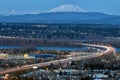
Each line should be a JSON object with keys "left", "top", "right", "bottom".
{"left": 0, "top": 44, "right": 116, "bottom": 75}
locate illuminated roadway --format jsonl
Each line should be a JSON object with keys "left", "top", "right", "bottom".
{"left": 0, "top": 44, "right": 116, "bottom": 75}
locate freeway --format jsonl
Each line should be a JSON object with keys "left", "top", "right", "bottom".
{"left": 0, "top": 44, "right": 116, "bottom": 75}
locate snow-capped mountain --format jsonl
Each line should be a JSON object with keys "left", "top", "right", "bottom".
{"left": 49, "top": 4, "right": 86, "bottom": 12}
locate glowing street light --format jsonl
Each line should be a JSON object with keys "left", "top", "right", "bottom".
{"left": 32, "top": 65, "right": 38, "bottom": 80}
{"left": 33, "top": 66, "right": 38, "bottom": 70}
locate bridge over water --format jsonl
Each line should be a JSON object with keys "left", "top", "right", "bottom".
{"left": 0, "top": 44, "right": 116, "bottom": 75}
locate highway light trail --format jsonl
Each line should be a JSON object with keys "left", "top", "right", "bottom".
{"left": 0, "top": 43, "right": 115, "bottom": 75}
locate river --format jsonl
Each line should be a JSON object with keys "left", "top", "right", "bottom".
{"left": 0, "top": 46, "right": 119, "bottom": 52}
{"left": 0, "top": 46, "right": 87, "bottom": 51}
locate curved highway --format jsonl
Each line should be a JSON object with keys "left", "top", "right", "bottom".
{"left": 0, "top": 44, "right": 116, "bottom": 75}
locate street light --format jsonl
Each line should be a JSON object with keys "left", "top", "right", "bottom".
{"left": 32, "top": 66, "right": 38, "bottom": 80}
{"left": 6, "top": 64, "right": 9, "bottom": 69}
{"left": 68, "top": 61, "right": 71, "bottom": 80}
{"left": 33, "top": 66, "right": 38, "bottom": 70}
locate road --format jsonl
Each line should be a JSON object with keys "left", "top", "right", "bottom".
{"left": 0, "top": 44, "right": 116, "bottom": 75}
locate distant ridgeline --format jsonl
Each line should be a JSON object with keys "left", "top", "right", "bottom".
{"left": 0, "top": 12, "right": 120, "bottom": 24}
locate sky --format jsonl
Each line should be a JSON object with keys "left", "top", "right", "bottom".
{"left": 0, "top": 0, "right": 120, "bottom": 15}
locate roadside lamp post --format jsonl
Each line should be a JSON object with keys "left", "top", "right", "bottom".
{"left": 23, "top": 61, "right": 27, "bottom": 65}
{"left": 32, "top": 66, "right": 38, "bottom": 80}
{"left": 69, "top": 61, "right": 71, "bottom": 67}
{"left": 15, "top": 62, "right": 19, "bottom": 68}
{"left": 6, "top": 64, "right": 9, "bottom": 69}
{"left": 69, "top": 61, "right": 71, "bottom": 80}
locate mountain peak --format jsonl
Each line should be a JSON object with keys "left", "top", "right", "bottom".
{"left": 49, "top": 4, "right": 86, "bottom": 12}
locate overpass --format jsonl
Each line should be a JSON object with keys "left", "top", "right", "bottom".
{"left": 0, "top": 44, "right": 116, "bottom": 75}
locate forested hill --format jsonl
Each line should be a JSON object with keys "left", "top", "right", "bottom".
{"left": 0, "top": 12, "right": 120, "bottom": 24}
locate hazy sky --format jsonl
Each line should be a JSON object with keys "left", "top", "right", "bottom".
{"left": 0, "top": 0, "right": 120, "bottom": 15}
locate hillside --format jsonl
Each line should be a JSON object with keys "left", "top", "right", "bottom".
{"left": 0, "top": 12, "right": 120, "bottom": 24}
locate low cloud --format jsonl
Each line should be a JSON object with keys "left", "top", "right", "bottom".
{"left": 8, "top": 10, "right": 17, "bottom": 15}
